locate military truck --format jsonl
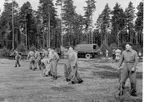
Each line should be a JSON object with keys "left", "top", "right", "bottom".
{"left": 74, "top": 44, "right": 101, "bottom": 59}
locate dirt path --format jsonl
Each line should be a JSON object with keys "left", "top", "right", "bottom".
{"left": 0, "top": 59, "right": 142, "bottom": 102}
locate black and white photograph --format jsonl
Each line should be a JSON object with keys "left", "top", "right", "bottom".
{"left": 0, "top": 0, "right": 143, "bottom": 102}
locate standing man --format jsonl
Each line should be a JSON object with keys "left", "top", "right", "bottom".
{"left": 118, "top": 42, "right": 138, "bottom": 96}
{"left": 27, "top": 50, "right": 36, "bottom": 70}
{"left": 34, "top": 50, "right": 41, "bottom": 70}
{"left": 41, "top": 49, "right": 50, "bottom": 77}
{"left": 49, "top": 48, "right": 60, "bottom": 80}
{"left": 67, "top": 47, "right": 83, "bottom": 84}
{"left": 62, "top": 47, "right": 72, "bottom": 81}
{"left": 10, "top": 50, "right": 21, "bottom": 67}
{"left": 112, "top": 49, "right": 116, "bottom": 62}
{"left": 138, "top": 51, "right": 142, "bottom": 61}
{"left": 14, "top": 50, "right": 21, "bottom": 67}
{"left": 106, "top": 49, "right": 109, "bottom": 59}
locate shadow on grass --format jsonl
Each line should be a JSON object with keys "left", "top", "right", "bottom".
{"left": 94, "top": 65, "right": 117, "bottom": 71}
{"left": 92, "top": 71, "right": 142, "bottom": 79}
{"left": 97, "top": 59, "right": 112, "bottom": 63}
{"left": 0, "top": 97, "right": 5, "bottom": 101}
{"left": 50, "top": 86, "right": 75, "bottom": 92}
{"left": 79, "top": 68, "right": 87, "bottom": 72}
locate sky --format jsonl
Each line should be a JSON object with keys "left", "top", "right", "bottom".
{"left": 0, "top": 0, "right": 142, "bottom": 26}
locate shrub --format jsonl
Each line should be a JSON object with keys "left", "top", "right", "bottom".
{"left": 119, "top": 43, "right": 126, "bottom": 50}
{"left": 119, "top": 43, "right": 142, "bottom": 52}
{"left": 132, "top": 44, "right": 142, "bottom": 52}
{"left": 0, "top": 47, "right": 10, "bottom": 58}
{"left": 29, "top": 46, "right": 36, "bottom": 51}
{"left": 100, "top": 42, "right": 112, "bottom": 57}
{"left": 110, "top": 43, "right": 117, "bottom": 50}
{"left": 16, "top": 43, "right": 27, "bottom": 52}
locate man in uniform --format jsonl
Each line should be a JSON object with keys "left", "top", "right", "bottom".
{"left": 66, "top": 47, "right": 83, "bottom": 84}
{"left": 14, "top": 50, "right": 21, "bottom": 67}
{"left": 27, "top": 50, "right": 36, "bottom": 70}
{"left": 10, "top": 50, "right": 21, "bottom": 67}
{"left": 112, "top": 49, "right": 116, "bottom": 62}
{"left": 40, "top": 49, "right": 50, "bottom": 77}
{"left": 106, "top": 49, "right": 109, "bottom": 59}
{"left": 49, "top": 48, "right": 59, "bottom": 80}
{"left": 34, "top": 50, "right": 41, "bottom": 70}
{"left": 118, "top": 42, "right": 138, "bottom": 96}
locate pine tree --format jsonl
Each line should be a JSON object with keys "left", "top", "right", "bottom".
{"left": 84, "top": 0, "right": 96, "bottom": 44}
{"left": 125, "top": 2, "right": 135, "bottom": 43}
{"left": 62, "top": 0, "right": 76, "bottom": 46}
{"left": 95, "top": 13, "right": 103, "bottom": 45}
{"left": 135, "top": 1, "right": 143, "bottom": 47}
{"left": 20, "top": 1, "right": 37, "bottom": 49}
{"left": 95, "top": 13, "right": 103, "bottom": 30}
{"left": 55, "top": 0, "right": 64, "bottom": 46}
{"left": 111, "top": 3, "right": 126, "bottom": 46}
{"left": 0, "top": 0, "right": 19, "bottom": 49}
{"left": 39, "top": 0, "right": 57, "bottom": 48}
{"left": 72, "top": 13, "right": 85, "bottom": 45}
{"left": 101, "top": 3, "right": 111, "bottom": 45}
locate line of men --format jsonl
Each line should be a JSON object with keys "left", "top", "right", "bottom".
{"left": 12, "top": 42, "right": 138, "bottom": 96}
{"left": 27, "top": 48, "right": 59, "bottom": 80}
{"left": 27, "top": 47, "right": 83, "bottom": 84}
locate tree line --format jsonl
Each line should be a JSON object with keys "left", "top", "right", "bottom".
{"left": 0, "top": 0, "right": 143, "bottom": 51}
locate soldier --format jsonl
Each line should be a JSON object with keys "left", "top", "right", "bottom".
{"left": 66, "top": 47, "right": 83, "bottom": 84}
{"left": 118, "top": 42, "right": 138, "bottom": 96}
{"left": 40, "top": 49, "right": 50, "bottom": 76}
{"left": 39, "top": 52, "right": 44, "bottom": 70}
{"left": 112, "top": 49, "right": 116, "bottom": 62}
{"left": 106, "top": 49, "right": 109, "bottom": 59}
{"left": 62, "top": 47, "right": 72, "bottom": 81}
{"left": 49, "top": 48, "right": 60, "bottom": 80}
{"left": 34, "top": 50, "right": 41, "bottom": 70}
{"left": 27, "top": 50, "right": 36, "bottom": 70}
{"left": 14, "top": 50, "right": 21, "bottom": 67}
{"left": 138, "top": 51, "right": 142, "bottom": 61}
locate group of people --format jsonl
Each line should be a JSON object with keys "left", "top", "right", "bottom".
{"left": 11, "top": 42, "right": 139, "bottom": 96}
{"left": 105, "top": 48, "right": 121, "bottom": 62}
{"left": 27, "top": 48, "right": 59, "bottom": 80}
{"left": 26, "top": 46, "right": 83, "bottom": 84}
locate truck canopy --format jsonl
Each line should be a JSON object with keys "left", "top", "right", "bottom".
{"left": 74, "top": 44, "right": 100, "bottom": 53}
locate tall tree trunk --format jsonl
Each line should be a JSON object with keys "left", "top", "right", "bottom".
{"left": 135, "top": 32, "right": 138, "bottom": 45}
{"left": 43, "top": 31, "right": 45, "bottom": 48}
{"left": 47, "top": 15, "right": 50, "bottom": 48}
{"left": 69, "top": 24, "right": 71, "bottom": 46}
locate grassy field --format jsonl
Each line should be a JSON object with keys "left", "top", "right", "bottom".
{"left": 0, "top": 58, "right": 142, "bottom": 102}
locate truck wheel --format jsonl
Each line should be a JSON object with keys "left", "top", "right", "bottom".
{"left": 85, "top": 54, "right": 91, "bottom": 59}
